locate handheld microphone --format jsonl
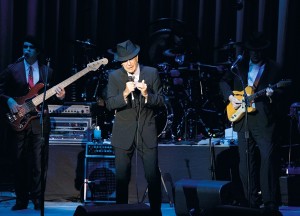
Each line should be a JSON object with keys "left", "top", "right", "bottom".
{"left": 128, "top": 75, "right": 135, "bottom": 100}
{"left": 230, "top": 54, "right": 243, "bottom": 70}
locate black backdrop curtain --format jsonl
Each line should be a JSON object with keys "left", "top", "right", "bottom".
{"left": 1, "top": 0, "right": 300, "bottom": 187}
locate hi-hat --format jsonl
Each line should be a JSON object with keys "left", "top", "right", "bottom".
{"left": 75, "top": 39, "right": 96, "bottom": 48}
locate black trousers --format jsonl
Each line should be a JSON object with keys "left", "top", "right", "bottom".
{"left": 114, "top": 143, "right": 162, "bottom": 214}
{"left": 12, "top": 123, "right": 49, "bottom": 205}
{"left": 237, "top": 124, "right": 280, "bottom": 207}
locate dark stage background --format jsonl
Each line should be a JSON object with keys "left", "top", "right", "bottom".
{"left": 1, "top": 0, "right": 300, "bottom": 193}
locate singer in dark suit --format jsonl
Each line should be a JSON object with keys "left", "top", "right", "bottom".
{"left": 219, "top": 32, "right": 285, "bottom": 212}
{"left": 105, "top": 40, "right": 165, "bottom": 216}
{"left": 0, "top": 35, "right": 65, "bottom": 211}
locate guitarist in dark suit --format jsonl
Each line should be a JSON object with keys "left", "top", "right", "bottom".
{"left": 219, "top": 32, "right": 284, "bottom": 212}
{"left": 105, "top": 40, "right": 165, "bottom": 216}
{"left": 0, "top": 35, "right": 65, "bottom": 210}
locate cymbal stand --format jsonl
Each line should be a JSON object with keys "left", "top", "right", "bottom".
{"left": 176, "top": 77, "right": 198, "bottom": 142}
{"left": 140, "top": 167, "right": 173, "bottom": 207}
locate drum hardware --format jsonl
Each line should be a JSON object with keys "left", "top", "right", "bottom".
{"left": 157, "top": 62, "right": 171, "bottom": 71}
{"left": 91, "top": 66, "right": 108, "bottom": 101}
{"left": 156, "top": 102, "right": 175, "bottom": 141}
{"left": 285, "top": 102, "right": 300, "bottom": 174}
{"left": 174, "top": 71, "right": 225, "bottom": 143}
{"left": 174, "top": 54, "right": 185, "bottom": 65}
{"left": 176, "top": 107, "right": 198, "bottom": 142}
{"left": 216, "top": 60, "right": 232, "bottom": 66}
{"left": 71, "top": 38, "right": 99, "bottom": 102}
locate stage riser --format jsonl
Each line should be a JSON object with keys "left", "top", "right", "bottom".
{"left": 45, "top": 144, "right": 239, "bottom": 203}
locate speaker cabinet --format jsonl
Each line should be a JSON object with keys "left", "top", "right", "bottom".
{"left": 45, "top": 144, "right": 85, "bottom": 200}
{"left": 83, "top": 142, "right": 116, "bottom": 203}
{"left": 280, "top": 175, "right": 300, "bottom": 206}
{"left": 73, "top": 203, "right": 151, "bottom": 216}
{"left": 203, "top": 205, "right": 282, "bottom": 216}
{"left": 174, "top": 179, "right": 233, "bottom": 216}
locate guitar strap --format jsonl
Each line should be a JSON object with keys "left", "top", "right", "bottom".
{"left": 252, "top": 63, "right": 265, "bottom": 90}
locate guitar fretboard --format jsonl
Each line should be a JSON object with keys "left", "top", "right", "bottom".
{"left": 31, "top": 58, "right": 108, "bottom": 106}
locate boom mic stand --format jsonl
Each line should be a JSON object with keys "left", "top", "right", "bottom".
{"left": 231, "top": 65, "right": 251, "bottom": 208}
{"left": 39, "top": 58, "right": 50, "bottom": 216}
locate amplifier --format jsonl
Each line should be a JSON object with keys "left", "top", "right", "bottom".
{"left": 86, "top": 141, "right": 114, "bottom": 156}
{"left": 48, "top": 103, "right": 92, "bottom": 116}
{"left": 84, "top": 142, "right": 116, "bottom": 203}
{"left": 49, "top": 117, "right": 92, "bottom": 144}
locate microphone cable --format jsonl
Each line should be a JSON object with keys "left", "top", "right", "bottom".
{"left": 134, "top": 92, "right": 143, "bottom": 203}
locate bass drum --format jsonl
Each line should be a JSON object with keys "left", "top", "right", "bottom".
{"left": 155, "top": 101, "right": 174, "bottom": 138}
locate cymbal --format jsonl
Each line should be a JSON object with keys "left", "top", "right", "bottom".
{"left": 163, "top": 48, "right": 185, "bottom": 57}
{"left": 107, "top": 48, "right": 116, "bottom": 55}
{"left": 216, "top": 41, "right": 242, "bottom": 51}
{"left": 75, "top": 39, "right": 96, "bottom": 48}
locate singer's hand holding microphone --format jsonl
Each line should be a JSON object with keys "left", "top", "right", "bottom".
{"left": 124, "top": 77, "right": 148, "bottom": 101}
{"left": 124, "top": 77, "right": 136, "bottom": 100}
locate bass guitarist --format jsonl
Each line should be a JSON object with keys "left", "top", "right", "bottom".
{"left": 219, "top": 31, "right": 285, "bottom": 212}
{"left": 0, "top": 35, "right": 65, "bottom": 211}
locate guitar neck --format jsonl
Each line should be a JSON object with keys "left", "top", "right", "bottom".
{"left": 31, "top": 67, "right": 91, "bottom": 106}
{"left": 248, "top": 83, "right": 278, "bottom": 102}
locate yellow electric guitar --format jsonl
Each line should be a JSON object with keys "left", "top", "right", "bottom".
{"left": 226, "top": 79, "right": 292, "bottom": 122}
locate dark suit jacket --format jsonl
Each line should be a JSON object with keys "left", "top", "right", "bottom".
{"left": 219, "top": 57, "right": 284, "bottom": 133}
{"left": 105, "top": 65, "right": 165, "bottom": 150}
{"left": 0, "top": 61, "right": 54, "bottom": 133}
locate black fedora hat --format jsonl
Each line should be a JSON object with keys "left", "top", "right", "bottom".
{"left": 114, "top": 40, "right": 140, "bottom": 62}
{"left": 244, "top": 31, "right": 271, "bottom": 50}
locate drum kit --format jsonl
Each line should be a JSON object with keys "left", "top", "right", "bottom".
{"left": 68, "top": 37, "right": 239, "bottom": 143}
{"left": 154, "top": 44, "right": 233, "bottom": 143}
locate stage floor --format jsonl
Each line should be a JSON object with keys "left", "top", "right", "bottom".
{"left": 1, "top": 139, "right": 300, "bottom": 215}
{"left": 0, "top": 196, "right": 300, "bottom": 216}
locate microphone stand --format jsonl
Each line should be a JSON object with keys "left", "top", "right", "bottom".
{"left": 39, "top": 58, "right": 50, "bottom": 216}
{"left": 92, "top": 66, "right": 105, "bottom": 100}
{"left": 231, "top": 65, "right": 251, "bottom": 208}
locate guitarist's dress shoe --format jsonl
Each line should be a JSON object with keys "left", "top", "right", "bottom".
{"left": 11, "top": 203, "right": 28, "bottom": 211}
{"left": 32, "top": 198, "right": 41, "bottom": 210}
